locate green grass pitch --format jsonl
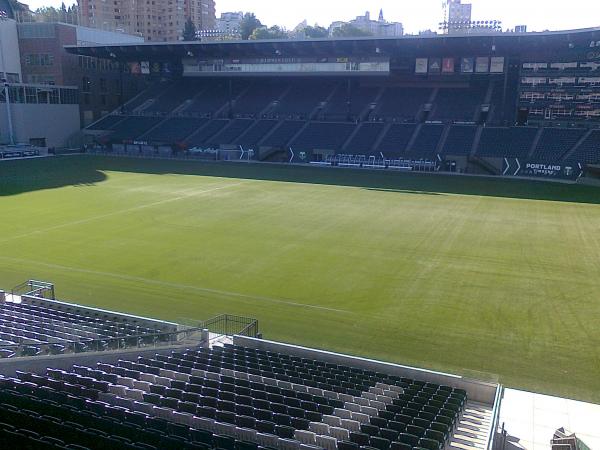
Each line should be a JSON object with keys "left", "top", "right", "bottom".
{"left": 1, "top": 155, "right": 600, "bottom": 402}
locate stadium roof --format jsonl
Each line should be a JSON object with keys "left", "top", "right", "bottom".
{"left": 65, "top": 26, "right": 600, "bottom": 62}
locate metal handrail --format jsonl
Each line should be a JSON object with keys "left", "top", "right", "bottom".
{"left": 199, "top": 314, "right": 259, "bottom": 338}
{"left": 487, "top": 384, "right": 504, "bottom": 450}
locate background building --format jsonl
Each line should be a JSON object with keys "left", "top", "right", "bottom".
{"left": 330, "top": 10, "right": 403, "bottom": 37}
{"left": 17, "top": 22, "right": 144, "bottom": 126}
{"left": 0, "top": 17, "right": 22, "bottom": 82}
{"left": 215, "top": 11, "right": 242, "bottom": 36}
{"left": 78, "top": 0, "right": 215, "bottom": 41}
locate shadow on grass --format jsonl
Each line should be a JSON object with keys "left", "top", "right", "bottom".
{"left": 2, "top": 155, "right": 600, "bottom": 205}
{"left": 0, "top": 157, "right": 107, "bottom": 196}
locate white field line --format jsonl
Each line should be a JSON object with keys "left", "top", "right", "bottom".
{"left": 0, "top": 255, "right": 351, "bottom": 314}
{"left": 0, "top": 182, "right": 246, "bottom": 245}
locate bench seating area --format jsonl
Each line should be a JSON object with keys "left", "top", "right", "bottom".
{"left": 0, "top": 343, "right": 467, "bottom": 450}
{"left": 0, "top": 300, "right": 163, "bottom": 358}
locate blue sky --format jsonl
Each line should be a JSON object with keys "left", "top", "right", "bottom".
{"left": 215, "top": 0, "right": 600, "bottom": 34}
{"left": 27, "top": 0, "right": 600, "bottom": 34}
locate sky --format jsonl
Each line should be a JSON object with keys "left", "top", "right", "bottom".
{"left": 26, "top": 0, "right": 600, "bottom": 34}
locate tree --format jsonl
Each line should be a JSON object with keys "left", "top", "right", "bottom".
{"left": 332, "top": 23, "right": 373, "bottom": 38}
{"left": 304, "top": 25, "right": 329, "bottom": 39}
{"left": 250, "top": 25, "right": 288, "bottom": 40}
{"left": 240, "top": 13, "right": 262, "bottom": 40}
{"left": 182, "top": 18, "right": 197, "bottom": 41}
{"left": 34, "top": 3, "right": 78, "bottom": 24}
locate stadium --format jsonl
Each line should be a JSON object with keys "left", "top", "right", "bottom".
{"left": 1, "top": 23, "right": 600, "bottom": 450}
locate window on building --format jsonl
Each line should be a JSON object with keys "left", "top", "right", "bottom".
{"left": 100, "top": 78, "right": 107, "bottom": 92}
{"left": 25, "top": 87, "right": 38, "bottom": 103}
{"left": 49, "top": 89, "right": 60, "bottom": 104}
{"left": 25, "top": 53, "right": 54, "bottom": 66}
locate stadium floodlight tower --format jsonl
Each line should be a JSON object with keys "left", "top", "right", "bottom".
{"left": 0, "top": 11, "right": 14, "bottom": 145}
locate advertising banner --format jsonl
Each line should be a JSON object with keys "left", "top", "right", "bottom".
{"left": 503, "top": 158, "right": 584, "bottom": 180}
{"left": 490, "top": 57, "right": 505, "bottom": 73}
{"left": 442, "top": 58, "right": 455, "bottom": 74}
{"left": 429, "top": 58, "right": 441, "bottom": 73}
{"left": 475, "top": 57, "right": 489, "bottom": 73}
{"left": 415, "top": 58, "right": 428, "bottom": 74}
{"left": 461, "top": 57, "right": 474, "bottom": 73}
{"left": 141, "top": 61, "right": 150, "bottom": 75}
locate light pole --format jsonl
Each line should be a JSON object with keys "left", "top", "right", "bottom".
{"left": 0, "top": 16, "right": 15, "bottom": 145}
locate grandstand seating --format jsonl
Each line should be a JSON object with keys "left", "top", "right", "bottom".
{"left": 568, "top": 130, "right": 600, "bottom": 163}
{"left": 109, "top": 117, "right": 164, "bottom": 142}
{"left": 208, "top": 120, "right": 254, "bottom": 146}
{"left": 291, "top": 123, "right": 356, "bottom": 152}
{"left": 261, "top": 121, "right": 305, "bottom": 148}
{"left": 88, "top": 78, "right": 600, "bottom": 164}
{"left": 184, "top": 81, "right": 246, "bottom": 117}
{"left": 88, "top": 115, "right": 126, "bottom": 131}
{"left": 376, "top": 124, "right": 417, "bottom": 156}
{"left": 344, "top": 123, "right": 386, "bottom": 154}
{"left": 233, "top": 82, "right": 287, "bottom": 117}
{"left": 234, "top": 120, "right": 280, "bottom": 148}
{"left": 123, "top": 83, "right": 170, "bottom": 113}
{"left": 0, "top": 343, "right": 467, "bottom": 450}
{"left": 431, "top": 85, "right": 487, "bottom": 122}
{"left": 268, "top": 82, "right": 337, "bottom": 119}
{"left": 440, "top": 126, "right": 477, "bottom": 156}
{"left": 143, "top": 118, "right": 208, "bottom": 143}
{"left": 375, "top": 88, "right": 431, "bottom": 121}
{"left": 145, "top": 82, "right": 199, "bottom": 115}
{"left": 531, "top": 128, "right": 587, "bottom": 161}
{"left": 0, "top": 300, "right": 163, "bottom": 358}
{"left": 321, "top": 86, "right": 380, "bottom": 121}
{"left": 407, "top": 125, "right": 444, "bottom": 159}
{"left": 187, "top": 120, "right": 231, "bottom": 147}
{"left": 476, "top": 127, "right": 538, "bottom": 158}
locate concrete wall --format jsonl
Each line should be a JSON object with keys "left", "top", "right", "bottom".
{"left": 0, "top": 19, "right": 22, "bottom": 81}
{"left": 0, "top": 102, "right": 80, "bottom": 147}
{"left": 0, "top": 344, "right": 191, "bottom": 378}
{"left": 234, "top": 335, "right": 499, "bottom": 406}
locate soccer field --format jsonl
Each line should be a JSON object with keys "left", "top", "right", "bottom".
{"left": 1, "top": 155, "right": 600, "bottom": 403}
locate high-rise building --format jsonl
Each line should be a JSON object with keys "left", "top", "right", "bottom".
{"left": 186, "top": 0, "right": 215, "bottom": 32}
{"left": 447, "top": 0, "right": 472, "bottom": 34}
{"left": 216, "top": 11, "right": 243, "bottom": 35}
{"left": 332, "top": 10, "right": 403, "bottom": 37}
{"left": 78, "top": 0, "right": 215, "bottom": 41}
